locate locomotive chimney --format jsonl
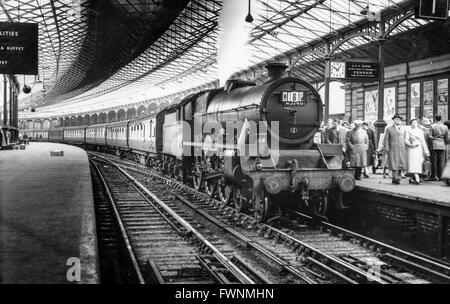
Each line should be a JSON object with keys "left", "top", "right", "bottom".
{"left": 265, "top": 62, "right": 288, "bottom": 81}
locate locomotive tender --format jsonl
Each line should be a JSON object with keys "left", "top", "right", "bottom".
{"left": 20, "top": 63, "right": 355, "bottom": 222}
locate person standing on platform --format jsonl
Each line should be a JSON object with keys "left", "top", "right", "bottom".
{"left": 23, "top": 133, "right": 29, "bottom": 145}
{"left": 383, "top": 114, "right": 407, "bottom": 184}
{"left": 405, "top": 118, "right": 430, "bottom": 184}
{"left": 362, "top": 121, "right": 376, "bottom": 178}
{"left": 339, "top": 121, "right": 349, "bottom": 150}
{"left": 325, "top": 120, "right": 339, "bottom": 144}
{"left": 346, "top": 120, "right": 369, "bottom": 180}
{"left": 429, "top": 115, "right": 449, "bottom": 181}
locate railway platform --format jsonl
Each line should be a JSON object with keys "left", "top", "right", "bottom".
{"left": 356, "top": 173, "right": 450, "bottom": 207}
{"left": 344, "top": 173, "right": 450, "bottom": 259}
{"left": 0, "top": 142, "right": 99, "bottom": 283}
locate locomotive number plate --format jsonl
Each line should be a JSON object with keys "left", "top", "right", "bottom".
{"left": 281, "top": 91, "right": 306, "bottom": 106}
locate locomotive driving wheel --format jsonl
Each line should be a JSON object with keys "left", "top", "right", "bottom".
{"left": 203, "top": 180, "right": 215, "bottom": 197}
{"left": 254, "top": 196, "right": 270, "bottom": 223}
{"left": 218, "top": 180, "right": 232, "bottom": 206}
{"left": 233, "top": 186, "right": 249, "bottom": 212}
{"left": 191, "top": 168, "right": 202, "bottom": 191}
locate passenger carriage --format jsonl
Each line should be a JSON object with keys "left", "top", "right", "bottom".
{"left": 128, "top": 114, "right": 158, "bottom": 163}
{"left": 86, "top": 124, "right": 107, "bottom": 146}
{"left": 105, "top": 120, "right": 129, "bottom": 151}
{"left": 63, "top": 126, "right": 86, "bottom": 144}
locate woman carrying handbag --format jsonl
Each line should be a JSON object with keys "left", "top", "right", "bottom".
{"left": 405, "top": 118, "right": 430, "bottom": 184}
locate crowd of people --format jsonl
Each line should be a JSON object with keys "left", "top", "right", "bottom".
{"left": 316, "top": 114, "right": 449, "bottom": 185}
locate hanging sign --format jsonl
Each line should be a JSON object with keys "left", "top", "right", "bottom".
{"left": 0, "top": 22, "right": 38, "bottom": 75}
{"left": 415, "top": 0, "right": 449, "bottom": 21}
{"left": 328, "top": 61, "right": 379, "bottom": 81}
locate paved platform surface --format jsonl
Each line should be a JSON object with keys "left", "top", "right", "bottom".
{"left": 356, "top": 172, "right": 450, "bottom": 206}
{"left": 0, "top": 142, "right": 98, "bottom": 283}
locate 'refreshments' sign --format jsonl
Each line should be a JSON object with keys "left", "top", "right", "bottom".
{"left": 0, "top": 22, "right": 38, "bottom": 75}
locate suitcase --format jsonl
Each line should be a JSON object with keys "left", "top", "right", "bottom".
{"left": 422, "top": 160, "right": 432, "bottom": 178}
{"left": 442, "top": 162, "right": 450, "bottom": 186}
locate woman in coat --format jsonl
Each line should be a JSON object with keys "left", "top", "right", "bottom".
{"left": 405, "top": 118, "right": 430, "bottom": 184}
{"left": 346, "top": 120, "right": 369, "bottom": 180}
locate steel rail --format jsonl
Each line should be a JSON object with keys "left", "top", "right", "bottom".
{"left": 293, "top": 211, "right": 450, "bottom": 283}
{"left": 90, "top": 153, "right": 255, "bottom": 285}
{"left": 175, "top": 194, "right": 320, "bottom": 284}
{"left": 90, "top": 151, "right": 449, "bottom": 284}
{"left": 89, "top": 159, "right": 146, "bottom": 284}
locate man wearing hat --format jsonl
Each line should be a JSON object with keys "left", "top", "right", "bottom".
{"left": 346, "top": 120, "right": 369, "bottom": 180}
{"left": 383, "top": 114, "right": 407, "bottom": 184}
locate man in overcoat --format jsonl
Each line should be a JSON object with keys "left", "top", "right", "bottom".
{"left": 346, "top": 120, "right": 369, "bottom": 180}
{"left": 383, "top": 114, "right": 407, "bottom": 184}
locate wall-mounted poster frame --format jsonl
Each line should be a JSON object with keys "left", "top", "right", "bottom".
{"left": 384, "top": 85, "right": 397, "bottom": 122}
{"left": 364, "top": 88, "right": 378, "bottom": 123}
{"left": 410, "top": 82, "right": 421, "bottom": 120}
{"left": 437, "top": 78, "right": 448, "bottom": 120}
{"left": 423, "top": 80, "right": 434, "bottom": 120}
{"left": 407, "top": 74, "right": 449, "bottom": 123}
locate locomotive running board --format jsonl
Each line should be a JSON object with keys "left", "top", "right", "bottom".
{"left": 202, "top": 172, "right": 223, "bottom": 181}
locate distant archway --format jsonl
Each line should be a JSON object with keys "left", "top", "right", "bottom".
{"left": 117, "top": 109, "right": 126, "bottom": 121}
{"left": 90, "top": 113, "right": 98, "bottom": 125}
{"left": 70, "top": 116, "right": 77, "bottom": 126}
{"left": 84, "top": 114, "right": 91, "bottom": 125}
{"left": 43, "top": 119, "right": 50, "bottom": 129}
{"left": 126, "top": 107, "right": 136, "bottom": 119}
{"left": 107, "top": 110, "right": 117, "bottom": 123}
{"left": 137, "top": 105, "right": 147, "bottom": 117}
{"left": 147, "top": 102, "right": 158, "bottom": 113}
{"left": 33, "top": 120, "right": 42, "bottom": 130}
{"left": 64, "top": 117, "right": 70, "bottom": 127}
{"left": 77, "top": 115, "right": 84, "bottom": 126}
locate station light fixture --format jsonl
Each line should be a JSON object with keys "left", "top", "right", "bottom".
{"left": 245, "top": 0, "right": 254, "bottom": 23}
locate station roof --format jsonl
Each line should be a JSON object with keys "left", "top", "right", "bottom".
{"left": 3, "top": 0, "right": 443, "bottom": 119}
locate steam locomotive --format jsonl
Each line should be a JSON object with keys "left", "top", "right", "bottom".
{"left": 21, "top": 63, "right": 355, "bottom": 222}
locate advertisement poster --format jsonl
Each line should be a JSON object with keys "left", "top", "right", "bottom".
{"left": 384, "top": 87, "right": 396, "bottom": 122}
{"left": 410, "top": 82, "right": 420, "bottom": 119}
{"left": 364, "top": 89, "right": 378, "bottom": 122}
{"left": 437, "top": 78, "right": 448, "bottom": 120}
{"left": 423, "top": 80, "right": 434, "bottom": 119}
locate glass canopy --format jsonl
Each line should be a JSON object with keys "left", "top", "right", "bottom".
{"left": 3, "top": 0, "right": 440, "bottom": 119}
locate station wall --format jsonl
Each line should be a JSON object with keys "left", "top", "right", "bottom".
{"left": 344, "top": 53, "right": 450, "bottom": 125}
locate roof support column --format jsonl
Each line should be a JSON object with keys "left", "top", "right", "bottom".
{"left": 374, "top": 18, "right": 387, "bottom": 142}
{"left": 324, "top": 42, "right": 330, "bottom": 121}
{"left": 3, "top": 75, "right": 7, "bottom": 125}
{"left": 9, "top": 80, "right": 12, "bottom": 127}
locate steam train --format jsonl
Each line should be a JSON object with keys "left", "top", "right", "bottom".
{"left": 21, "top": 63, "right": 355, "bottom": 222}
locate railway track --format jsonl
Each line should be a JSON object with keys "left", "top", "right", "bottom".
{"left": 88, "top": 151, "right": 450, "bottom": 284}
{"left": 90, "top": 157, "right": 259, "bottom": 284}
